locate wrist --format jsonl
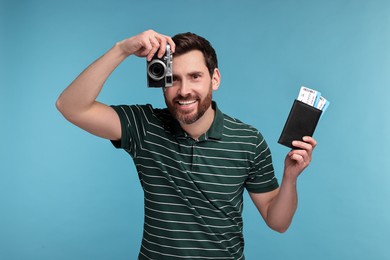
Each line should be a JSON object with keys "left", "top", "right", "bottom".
{"left": 114, "top": 40, "right": 133, "bottom": 58}
{"left": 282, "top": 172, "right": 298, "bottom": 186}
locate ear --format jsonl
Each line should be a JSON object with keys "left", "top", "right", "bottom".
{"left": 211, "top": 68, "right": 221, "bottom": 91}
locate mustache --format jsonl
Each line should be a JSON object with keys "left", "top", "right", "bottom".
{"left": 173, "top": 94, "right": 199, "bottom": 102}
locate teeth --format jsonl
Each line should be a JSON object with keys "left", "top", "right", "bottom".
{"left": 178, "top": 100, "right": 196, "bottom": 105}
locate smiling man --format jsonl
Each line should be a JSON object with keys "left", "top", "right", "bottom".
{"left": 164, "top": 43, "right": 220, "bottom": 138}
{"left": 56, "top": 29, "right": 316, "bottom": 259}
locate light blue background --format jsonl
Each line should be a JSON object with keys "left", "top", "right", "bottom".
{"left": 1, "top": 0, "right": 389, "bottom": 259}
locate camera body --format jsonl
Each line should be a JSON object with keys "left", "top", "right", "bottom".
{"left": 147, "top": 44, "right": 173, "bottom": 88}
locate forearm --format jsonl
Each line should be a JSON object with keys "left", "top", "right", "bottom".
{"left": 56, "top": 42, "right": 129, "bottom": 119}
{"left": 265, "top": 175, "right": 298, "bottom": 233}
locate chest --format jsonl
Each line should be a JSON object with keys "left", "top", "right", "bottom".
{"left": 135, "top": 132, "right": 254, "bottom": 202}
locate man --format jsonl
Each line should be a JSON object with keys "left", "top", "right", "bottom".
{"left": 56, "top": 29, "right": 316, "bottom": 259}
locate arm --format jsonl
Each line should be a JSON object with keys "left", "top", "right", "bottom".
{"left": 56, "top": 30, "right": 175, "bottom": 140}
{"left": 249, "top": 136, "right": 317, "bottom": 233}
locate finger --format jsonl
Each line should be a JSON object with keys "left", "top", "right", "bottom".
{"left": 302, "top": 136, "right": 317, "bottom": 148}
{"left": 157, "top": 40, "right": 167, "bottom": 58}
{"left": 135, "top": 36, "right": 153, "bottom": 57}
{"left": 289, "top": 148, "right": 308, "bottom": 159}
{"left": 156, "top": 34, "right": 175, "bottom": 57}
{"left": 166, "top": 36, "right": 176, "bottom": 53}
{"left": 292, "top": 140, "right": 313, "bottom": 152}
{"left": 296, "top": 150, "right": 311, "bottom": 166}
{"left": 142, "top": 31, "right": 174, "bottom": 60}
{"left": 289, "top": 151, "right": 309, "bottom": 167}
{"left": 290, "top": 152, "right": 305, "bottom": 164}
{"left": 146, "top": 39, "right": 160, "bottom": 61}
{"left": 140, "top": 30, "right": 159, "bottom": 60}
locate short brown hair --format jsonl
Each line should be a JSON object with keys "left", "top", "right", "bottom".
{"left": 172, "top": 32, "right": 218, "bottom": 77}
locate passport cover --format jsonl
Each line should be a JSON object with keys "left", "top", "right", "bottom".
{"left": 278, "top": 99, "right": 322, "bottom": 148}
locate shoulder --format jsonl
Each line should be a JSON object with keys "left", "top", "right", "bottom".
{"left": 111, "top": 104, "right": 169, "bottom": 120}
{"left": 219, "top": 112, "right": 271, "bottom": 155}
{"left": 111, "top": 104, "right": 152, "bottom": 115}
{"left": 222, "top": 112, "right": 263, "bottom": 138}
{"left": 110, "top": 104, "right": 176, "bottom": 133}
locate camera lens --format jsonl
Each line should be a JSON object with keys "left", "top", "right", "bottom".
{"left": 147, "top": 60, "right": 166, "bottom": 81}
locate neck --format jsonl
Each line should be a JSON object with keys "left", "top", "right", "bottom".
{"left": 180, "top": 105, "right": 215, "bottom": 140}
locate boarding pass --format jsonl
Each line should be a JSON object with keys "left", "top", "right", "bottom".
{"left": 297, "top": 86, "right": 330, "bottom": 112}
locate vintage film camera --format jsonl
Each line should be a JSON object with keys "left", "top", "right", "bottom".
{"left": 147, "top": 44, "right": 173, "bottom": 88}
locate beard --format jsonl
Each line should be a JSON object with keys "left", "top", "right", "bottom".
{"left": 165, "top": 85, "right": 213, "bottom": 125}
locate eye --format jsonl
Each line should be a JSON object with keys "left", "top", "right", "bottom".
{"left": 191, "top": 73, "right": 201, "bottom": 80}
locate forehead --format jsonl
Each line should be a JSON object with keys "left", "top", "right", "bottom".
{"left": 173, "top": 50, "right": 207, "bottom": 73}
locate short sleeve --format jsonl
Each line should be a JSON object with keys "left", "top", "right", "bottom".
{"left": 245, "top": 132, "right": 279, "bottom": 193}
{"left": 110, "top": 104, "right": 152, "bottom": 158}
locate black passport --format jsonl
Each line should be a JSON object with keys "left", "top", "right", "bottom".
{"left": 278, "top": 99, "right": 322, "bottom": 149}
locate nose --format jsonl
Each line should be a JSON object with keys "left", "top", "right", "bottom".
{"left": 177, "top": 79, "right": 191, "bottom": 96}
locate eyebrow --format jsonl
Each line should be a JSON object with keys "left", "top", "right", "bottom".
{"left": 173, "top": 71, "right": 204, "bottom": 78}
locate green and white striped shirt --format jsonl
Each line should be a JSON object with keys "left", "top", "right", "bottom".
{"left": 111, "top": 102, "right": 279, "bottom": 260}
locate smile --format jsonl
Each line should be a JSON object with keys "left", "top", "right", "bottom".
{"left": 177, "top": 100, "right": 197, "bottom": 105}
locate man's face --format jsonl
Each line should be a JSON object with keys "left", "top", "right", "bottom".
{"left": 163, "top": 50, "right": 220, "bottom": 125}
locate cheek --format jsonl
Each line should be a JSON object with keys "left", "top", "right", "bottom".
{"left": 163, "top": 87, "right": 173, "bottom": 95}
{"left": 163, "top": 88, "right": 177, "bottom": 102}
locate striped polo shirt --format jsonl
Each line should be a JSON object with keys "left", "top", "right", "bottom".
{"left": 111, "top": 102, "right": 279, "bottom": 260}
